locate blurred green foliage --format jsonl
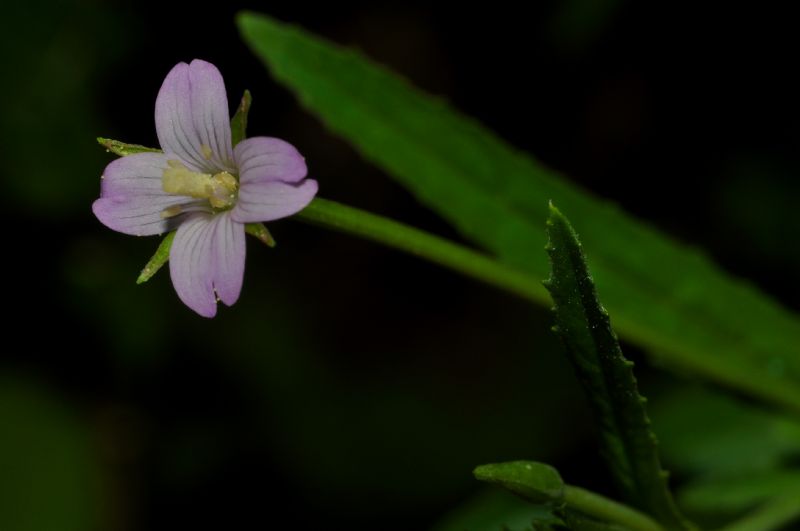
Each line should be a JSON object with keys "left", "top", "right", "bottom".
{"left": 0, "top": 2, "right": 133, "bottom": 217}
{"left": 0, "top": 376, "right": 103, "bottom": 531}
{"left": 653, "top": 387, "right": 800, "bottom": 477}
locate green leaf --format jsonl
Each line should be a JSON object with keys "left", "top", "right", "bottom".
{"left": 237, "top": 12, "right": 800, "bottom": 414}
{"left": 231, "top": 89, "right": 252, "bottom": 147}
{"left": 244, "top": 222, "right": 276, "bottom": 247}
{"left": 543, "top": 204, "right": 687, "bottom": 530}
{"left": 474, "top": 462, "right": 565, "bottom": 505}
{"left": 474, "top": 461, "right": 664, "bottom": 531}
{"left": 136, "top": 231, "right": 174, "bottom": 284}
{"left": 97, "top": 137, "right": 161, "bottom": 156}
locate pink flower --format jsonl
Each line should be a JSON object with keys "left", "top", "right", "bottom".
{"left": 93, "top": 59, "right": 318, "bottom": 317}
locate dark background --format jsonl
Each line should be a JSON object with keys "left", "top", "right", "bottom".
{"left": 1, "top": 1, "right": 799, "bottom": 530}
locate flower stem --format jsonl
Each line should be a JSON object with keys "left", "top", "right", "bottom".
{"left": 563, "top": 485, "right": 664, "bottom": 531}
{"left": 295, "top": 198, "right": 548, "bottom": 304}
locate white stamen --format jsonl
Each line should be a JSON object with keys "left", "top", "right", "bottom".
{"left": 162, "top": 160, "right": 238, "bottom": 209}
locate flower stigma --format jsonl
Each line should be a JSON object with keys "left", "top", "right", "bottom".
{"left": 161, "top": 159, "right": 238, "bottom": 213}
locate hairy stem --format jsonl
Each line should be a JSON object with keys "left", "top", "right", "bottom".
{"left": 563, "top": 485, "right": 664, "bottom": 531}
{"left": 295, "top": 198, "right": 548, "bottom": 304}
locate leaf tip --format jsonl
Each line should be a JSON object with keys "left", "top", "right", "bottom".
{"left": 97, "top": 137, "right": 113, "bottom": 152}
{"left": 237, "top": 89, "right": 253, "bottom": 112}
{"left": 237, "top": 10, "right": 282, "bottom": 37}
{"left": 136, "top": 232, "right": 175, "bottom": 285}
{"left": 231, "top": 89, "right": 253, "bottom": 146}
{"left": 136, "top": 263, "right": 157, "bottom": 284}
{"left": 245, "top": 223, "right": 277, "bottom": 247}
{"left": 472, "top": 464, "right": 491, "bottom": 481}
{"left": 234, "top": 9, "right": 255, "bottom": 28}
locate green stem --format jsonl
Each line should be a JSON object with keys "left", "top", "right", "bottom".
{"left": 720, "top": 497, "right": 800, "bottom": 531}
{"left": 564, "top": 485, "right": 664, "bottom": 531}
{"left": 295, "top": 198, "right": 548, "bottom": 304}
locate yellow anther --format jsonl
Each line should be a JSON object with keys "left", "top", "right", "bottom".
{"left": 201, "top": 144, "right": 213, "bottom": 160}
{"left": 207, "top": 172, "right": 238, "bottom": 209}
{"left": 162, "top": 160, "right": 238, "bottom": 209}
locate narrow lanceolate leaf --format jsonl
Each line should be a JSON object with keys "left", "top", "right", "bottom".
{"left": 237, "top": 12, "right": 800, "bottom": 414}
{"left": 244, "top": 222, "right": 276, "bottom": 247}
{"left": 230, "top": 89, "right": 252, "bottom": 147}
{"left": 97, "top": 137, "right": 161, "bottom": 156}
{"left": 136, "top": 232, "right": 175, "bottom": 284}
{"left": 543, "top": 204, "right": 687, "bottom": 530}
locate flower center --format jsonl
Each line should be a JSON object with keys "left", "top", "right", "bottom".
{"left": 162, "top": 160, "right": 238, "bottom": 210}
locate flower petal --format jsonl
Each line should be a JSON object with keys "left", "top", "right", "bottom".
{"left": 234, "top": 137, "right": 308, "bottom": 184}
{"left": 231, "top": 179, "right": 319, "bottom": 224}
{"left": 92, "top": 152, "right": 188, "bottom": 236}
{"left": 169, "top": 212, "right": 245, "bottom": 317}
{"left": 155, "top": 59, "right": 234, "bottom": 173}
{"left": 212, "top": 213, "right": 247, "bottom": 307}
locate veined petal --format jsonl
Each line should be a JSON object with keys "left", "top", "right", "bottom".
{"left": 169, "top": 212, "right": 246, "bottom": 318}
{"left": 155, "top": 59, "right": 234, "bottom": 173}
{"left": 92, "top": 152, "right": 188, "bottom": 236}
{"left": 212, "top": 213, "right": 247, "bottom": 307}
{"left": 231, "top": 179, "right": 318, "bottom": 224}
{"left": 234, "top": 137, "right": 308, "bottom": 184}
